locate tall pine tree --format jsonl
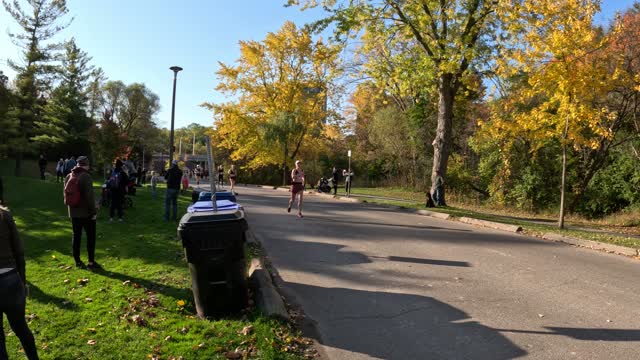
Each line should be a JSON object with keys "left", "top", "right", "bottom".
{"left": 35, "top": 38, "right": 94, "bottom": 157}
{"left": 3, "top": 0, "right": 71, "bottom": 175}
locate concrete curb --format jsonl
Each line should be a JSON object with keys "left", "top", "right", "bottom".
{"left": 414, "top": 209, "right": 451, "bottom": 220}
{"left": 245, "top": 231, "right": 289, "bottom": 320}
{"left": 542, "top": 233, "right": 639, "bottom": 257}
{"left": 459, "top": 217, "right": 523, "bottom": 233}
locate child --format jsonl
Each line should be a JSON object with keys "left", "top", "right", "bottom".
{"left": 150, "top": 171, "right": 158, "bottom": 199}
{"left": 181, "top": 173, "right": 190, "bottom": 194}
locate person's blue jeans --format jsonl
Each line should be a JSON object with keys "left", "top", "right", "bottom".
{"left": 165, "top": 188, "right": 179, "bottom": 221}
{"left": 151, "top": 185, "right": 157, "bottom": 199}
{"left": 0, "top": 270, "right": 39, "bottom": 360}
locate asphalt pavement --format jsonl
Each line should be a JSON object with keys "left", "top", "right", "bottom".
{"left": 227, "top": 185, "right": 640, "bottom": 359}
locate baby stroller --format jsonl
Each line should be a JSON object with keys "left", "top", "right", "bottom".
{"left": 316, "top": 177, "right": 332, "bottom": 193}
{"left": 100, "top": 181, "right": 134, "bottom": 209}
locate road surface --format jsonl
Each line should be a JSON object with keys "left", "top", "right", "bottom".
{"left": 230, "top": 186, "right": 640, "bottom": 359}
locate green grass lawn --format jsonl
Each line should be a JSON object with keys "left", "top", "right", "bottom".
{"left": 2, "top": 176, "right": 306, "bottom": 359}
{"left": 347, "top": 186, "right": 640, "bottom": 250}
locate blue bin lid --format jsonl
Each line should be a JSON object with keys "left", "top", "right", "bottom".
{"left": 187, "top": 200, "right": 239, "bottom": 213}
{"left": 199, "top": 191, "right": 236, "bottom": 203}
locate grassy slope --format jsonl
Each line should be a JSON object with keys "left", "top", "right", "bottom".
{"left": 2, "top": 176, "right": 303, "bottom": 360}
{"left": 348, "top": 187, "right": 640, "bottom": 249}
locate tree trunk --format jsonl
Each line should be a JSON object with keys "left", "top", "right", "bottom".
{"left": 559, "top": 142, "right": 567, "bottom": 229}
{"left": 559, "top": 116, "right": 569, "bottom": 229}
{"left": 430, "top": 74, "right": 456, "bottom": 206}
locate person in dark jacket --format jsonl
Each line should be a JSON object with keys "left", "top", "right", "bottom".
{"left": 64, "top": 156, "right": 99, "bottom": 269}
{"left": 108, "top": 159, "right": 128, "bottom": 222}
{"left": 38, "top": 154, "right": 47, "bottom": 180}
{"left": 0, "top": 205, "right": 39, "bottom": 359}
{"left": 331, "top": 166, "right": 339, "bottom": 195}
{"left": 164, "top": 160, "right": 183, "bottom": 221}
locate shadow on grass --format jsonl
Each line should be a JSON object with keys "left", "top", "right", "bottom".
{"left": 27, "top": 281, "right": 78, "bottom": 311}
{"left": 92, "top": 268, "right": 192, "bottom": 304}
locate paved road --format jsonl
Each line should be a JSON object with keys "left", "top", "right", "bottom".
{"left": 231, "top": 186, "right": 640, "bottom": 360}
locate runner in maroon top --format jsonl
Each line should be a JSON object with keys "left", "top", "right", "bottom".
{"left": 288, "top": 160, "right": 305, "bottom": 218}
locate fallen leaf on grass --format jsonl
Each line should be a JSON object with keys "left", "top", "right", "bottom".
{"left": 239, "top": 325, "right": 253, "bottom": 336}
{"left": 164, "top": 335, "right": 171, "bottom": 342}
{"left": 86, "top": 328, "right": 97, "bottom": 333}
{"left": 26, "top": 314, "right": 38, "bottom": 321}
{"left": 122, "top": 280, "right": 131, "bottom": 286}
{"left": 63, "top": 279, "right": 70, "bottom": 284}
{"left": 179, "top": 326, "right": 189, "bottom": 334}
{"left": 77, "top": 278, "right": 89, "bottom": 286}
{"left": 131, "top": 315, "right": 147, "bottom": 327}
{"left": 87, "top": 340, "right": 97, "bottom": 345}
{"left": 224, "top": 351, "right": 242, "bottom": 359}
{"left": 85, "top": 298, "right": 93, "bottom": 303}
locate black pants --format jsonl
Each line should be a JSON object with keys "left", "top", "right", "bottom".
{"left": 110, "top": 190, "right": 124, "bottom": 219}
{"left": 71, "top": 217, "right": 96, "bottom": 263}
{"left": 39, "top": 168, "right": 45, "bottom": 180}
{"left": 0, "top": 270, "right": 39, "bottom": 360}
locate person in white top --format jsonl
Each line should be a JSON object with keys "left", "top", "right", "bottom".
{"left": 288, "top": 160, "right": 305, "bottom": 218}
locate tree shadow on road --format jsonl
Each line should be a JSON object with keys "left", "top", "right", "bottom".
{"left": 283, "top": 282, "right": 527, "bottom": 360}
{"left": 495, "top": 327, "right": 640, "bottom": 341}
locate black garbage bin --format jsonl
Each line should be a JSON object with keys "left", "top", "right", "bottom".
{"left": 177, "top": 209, "right": 249, "bottom": 318}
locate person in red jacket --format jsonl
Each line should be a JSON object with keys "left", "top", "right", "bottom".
{"left": 64, "top": 156, "right": 99, "bottom": 269}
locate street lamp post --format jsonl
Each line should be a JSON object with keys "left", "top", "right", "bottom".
{"left": 168, "top": 66, "right": 183, "bottom": 166}
{"left": 347, "top": 149, "right": 352, "bottom": 197}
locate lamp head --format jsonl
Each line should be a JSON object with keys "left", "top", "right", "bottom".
{"left": 170, "top": 66, "right": 183, "bottom": 73}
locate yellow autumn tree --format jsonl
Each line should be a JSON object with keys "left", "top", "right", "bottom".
{"left": 489, "top": 0, "right": 616, "bottom": 227}
{"left": 202, "top": 21, "right": 341, "bottom": 185}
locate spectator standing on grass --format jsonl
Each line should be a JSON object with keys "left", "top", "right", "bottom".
{"left": 63, "top": 156, "right": 76, "bottom": 177}
{"left": 108, "top": 159, "right": 128, "bottom": 222}
{"left": 136, "top": 165, "right": 142, "bottom": 186}
{"left": 150, "top": 171, "right": 158, "bottom": 199}
{"left": 0, "top": 204, "right": 39, "bottom": 360}
{"left": 38, "top": 154, "right": 47, "bottom": 180}
{"left": 165, "top": 160, "right": 183, "bottom": 222}
{"left": 56, "top": 158, "right": 64, "bottom": 182}
{"left": 63, "top": 156, "right": 99, "bottom": 269}
{"left": 181, "top": 172, "right": 190, "bottom": 194}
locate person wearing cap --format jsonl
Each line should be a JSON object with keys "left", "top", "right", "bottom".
{"left": 288, "top": 160, "right": 305, "bottom": 218}
{"left": 164, "top": 160, "right": 183, "bottom": 221}
{"left": 64, "top": 156, "right": 99, "bottom": 269}
{"left": 0, "top": 203, "right": 40, "bottom": 359}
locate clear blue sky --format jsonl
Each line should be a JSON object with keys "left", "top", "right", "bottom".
{"left": 0, "top": 0, "right": 635, "bottom": 130}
